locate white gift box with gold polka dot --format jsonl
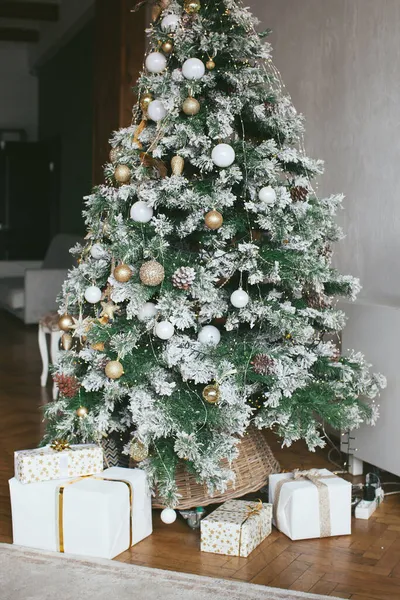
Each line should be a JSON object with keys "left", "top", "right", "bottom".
{"left": 200, "top": 499, "right": 272, "bottom": 558}
{"left": 14, "top": 445, "right": 104, "bottom": 484}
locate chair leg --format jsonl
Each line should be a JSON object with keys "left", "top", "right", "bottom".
{"left": 51, "top": 331, "right": 62, "bottom": 400}
{"left": 38, "top": 325, "right": 49, "bottom": 387}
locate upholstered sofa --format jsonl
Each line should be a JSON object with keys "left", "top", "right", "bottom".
{"left": 0, "top": 234, "right": 80, "bottom": 324}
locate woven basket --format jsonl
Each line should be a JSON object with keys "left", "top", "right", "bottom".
{"left": 152, "top": 427, "right": 280, "bottom": 510}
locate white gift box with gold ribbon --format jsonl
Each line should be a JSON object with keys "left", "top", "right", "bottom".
{"left": 9, "top": 467, "right": 152, "bottom": 559}
{"left": 200, "top": 499, "right": 272, "bottom": 557}
{"left": 14, "top": 444, "right": 104, "bottom": 484}
{"left": 269, "top": 469, "right": 352, "bottom": 541}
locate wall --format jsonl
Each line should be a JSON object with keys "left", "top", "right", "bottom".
{"left": 249, "top": 0, "right": 400, "bottom": 307}
{"left": 0, "top": 42, "right": 38, "bottom": 140}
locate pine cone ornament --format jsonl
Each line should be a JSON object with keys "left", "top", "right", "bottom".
{"left": 290, "top": 186, "right": 309, "bottom": 202}
{"left": 53, "top": 374, "right": 81, "bottom": 398}
{"left": 251, "top": 354, "right": 275, "bottom": 376}
{"left": 172, "top": 266, "right": 196, "bottom": 290}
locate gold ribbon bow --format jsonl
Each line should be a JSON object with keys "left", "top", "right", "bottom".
{"left": 273, "top": 469, "right": 337, "bottom": 538}
{"left": 238, "top": 499, "right": 264, "bottom": 556}
{"left": 50, "top": 440, "right": 71, "bottom": 452}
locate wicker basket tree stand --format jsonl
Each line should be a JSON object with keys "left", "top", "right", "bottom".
{"left": 152, "top": 427, "right": 280, "bottom": 510}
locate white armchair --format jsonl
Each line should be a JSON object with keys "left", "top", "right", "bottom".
{"left": 0, "top": 234, "right": 81, "bottom": 324}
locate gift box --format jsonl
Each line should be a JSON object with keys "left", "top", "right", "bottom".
{"left": 14, "top": 443, "right": 104, "bottom": 484}
{"left": 200, "top": 499, "right": 272, "bottom": 557}
{"left": 9, "top": 467, "right": 152, "bottom": 559}
{"left": 269, "top": 468, "right": 352, "bottom": 541}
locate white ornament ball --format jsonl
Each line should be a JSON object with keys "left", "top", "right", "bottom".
{"left": 258, "top": 186, "right": 276, "bottom": 204}
{"left": 230, "top": 288, "right": 250, "bottom": 309}
{"left": 90, "top": 244, "right": 105, "bottom": 260}
{"left": 211, "top": 144, "right": 235, "bottom": 168}
{"left": 161, "top": 14, "right": 180, "bottom": 32}
{"left": 84, "top": 286, "right": 102, "bottom": 304}
{"left": 130, "top": 201, "right": 154, "bottom": 223}
{"left": 145, "top": 52, "right": 167, "bottom": 74}
{"left": 161, "top": 508, "right": 177, "bottom": 524}
{"left": 182, "top": 58, "right": 206, "bottom": 80}
{"left": 138, "top": 302, "right": 158, "bottom": 322}
{"left": 155, "top": 321, "right": 175, "bottom": 340}
{"left": 198, "top": 325, "right": 221, "bottom": 346}
{"left": 147, "top": 100, "right": 167, "bottom": 122}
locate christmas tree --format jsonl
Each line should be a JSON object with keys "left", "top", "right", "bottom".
{"left": 46, "top": 0, "right": 385, "bottom": 506}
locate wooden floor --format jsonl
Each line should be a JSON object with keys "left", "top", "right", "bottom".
{"left": 1, "top": 310, "right": 400, "bottom": 599}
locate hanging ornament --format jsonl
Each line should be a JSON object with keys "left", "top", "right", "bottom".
{"left": 182, "top": 58, "right": 205, "bottom": 80}
{"left": 205, "top": 209, "right": 223, "bottom": 230}
{"left": 138, "top": 302, "right": 158, "bottom": 322}
{"left": 212, "top": 143, "right": 235, "bottom": 168}
{"left": 114, "top": 164, "right": 131, "bottom": 184}
{"left": 140, "top": 260, "right": 165, "bottom": 286}
{"left": 105, "top": 360, "right": 124, "bottom": 380}
{"left": 155, "top": 320, "right": 175, "bottom": 340}
{"left": 140, "top": 92, "right": 153, "bottom": 113}
{"left": 171, "top": 155, "right": 184, "bottom": 176}
{"left": 202, "top": 383, "right": 221, "bottom": 404}
{"left": 251, "top": 354, "right": 275, "bottom": 376}
{"left": 130, "top": 200, "right": 154, "bottom": 223}
{"left": 198, "top": 325, "right": 221, "bottom": 346}
{"left": 100, "top": 301, "right": 120, "bottom": 321}
{"left": 70, "top": 315, "right": 94, "bottom": 339}
{"left": 84, "top": 286, "right": 102, "bottom": 304}
{"left": 258, "top": 186, "right": 276, "bottom": 204}
{"left": 61, "top": 333, "right": 73, "bottom": 351}
{"left": 147, "top": 99, "right": 167, "bottom": 122}
{"left": 90, "top": 243, "right": 106, "bottom": 260}
{"left": 109, "top": 147, "right": 120, "bottom": 163}
{"left": 290, "top": 186, "right": 308, "bottom": 202}
{"left": 54, "top": 374, "right": 81, "bottom": 398}
{"left": 91, "top": 341, "right": 105, "bottom": 352}
{"left": 145, "top": 51, "right": 167, "bottom": 74}
{"left": 172, "top": 266, "right": 196, "bottom": 290}
{"left": 114, "top": 264, "right": 133, "bottom": 283}
{"left": 230, "top": 288, "right": 250, "bottom": 309}
{"left": 58, "top": 313, "right": 74, "bottom": 331}
{"left": 162, "top": 40, "right": 174, "bottom": 54}
{"left": 182, "top": 96, "right": 201, "bottom": 116}
{"left": 161, "top": 13, "right": 180, "bottom": 32}
{"left": 76, "top": 406, "right": 88, "bottom": 418}
{"left": 130, "top": 439, "right": 149, "bottom": 462}
{"left": 206, "top": 58, "right": 216, "bottom": 70}
{"left": 161, "top": 508, "right": 177, "bottom": 524}
{"left": 184, "top": 0, "right": 201, "bottom": 14}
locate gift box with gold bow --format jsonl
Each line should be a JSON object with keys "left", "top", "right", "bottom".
{"left": 269, "top": 469, "right": 352, "bottom": 541}
{"left": 200, "top": 499, "right": 272, "bottom": 557}
{"left": 14, "top": 443, "right": 104, "bottom": 484}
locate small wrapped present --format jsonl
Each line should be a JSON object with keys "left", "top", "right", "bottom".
{"left": 201, "top": 499, "right": 272, "bottom": 557}
{"left": 14, "top": 443, "right": 103, "bottom": 484}
{"left": 9, "top": 467, "right": 153, "bottom": 560}
{"left": 269, "top": 468, "right": 352, "bottom": 541}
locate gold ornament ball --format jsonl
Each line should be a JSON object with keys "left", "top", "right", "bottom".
{"left": 58, "top": 313, "right": 74, "bottom": 331}
{"left": 140, "top": 92, "right": 153, "bottom": 112}
{"left": 114, "top": 164, "right": 131, "bottom": 184}
{"left": 184, "top": 0, "right": 201, "bottom": 14}
{"left": 182, "top": 96, "right": 201, "bottom": 116}
{"left": 171, "top": 155, "right": 184, "bottom": 176}
{"left": 76, "top": 406, "right": 88, "bottom": 418}
{"left": 114, "top": 264, "right": 133, "bottom": 283}
{"left": 205, "top": 209, "right": 223, "bottom": 230}
{"left": 206, "top": 59, "right": 216, "bottom": 70}
{"left": 130, "top": 439, "right": 149, "bottom": 462}
{"left": 162, "top": 40, "right": 174, "bottom": 54}
{"left": 139, "top": 260, "right": 165, "bottom": 286}
{"left": 109, "top": 147, "right": 120, "bottom": 163}
{"left": 61, "top": 333, "right": 73, "bottom": 351}
{"left": 105, "top": 360, "right": 124, "bottom": 380}
{"left": 203, "top": 384, "right": 221, "bottom": 404}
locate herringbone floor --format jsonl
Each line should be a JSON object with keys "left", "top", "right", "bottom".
{"left": 1, "top": 310, "right": 400, "bottom": 599}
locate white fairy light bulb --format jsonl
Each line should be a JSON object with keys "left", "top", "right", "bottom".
{"left": 145, "top": 52, "right": 167, "bottom": 74}
{"left": 211, "top": 144, "right": 235, "bottom": 168}
{"left": 84, "top": 286, "right": 102, "bottom": 304}
{"left": 130, "top": 201, "right": 154, "bottom": 223}
{"left": 161, "top": 508, "right": 177, "bottom": 524}
{"left": 258, "top": 186, "right": 276, "bottom": 204}
{"left": 198, "top": 325, "right": 221, "bottom": 346}
{"left": 90, "top": 244, "right": 105, "bottom": 260}
{"left": 161, "top": 14, "right": 180, "bottom": 32}
{"left": 155, "top": 321, "right": 175, "bottom": 340}
{"left": 230, "top": 288, "right": 250, "bottom": 308}
{"left": 138, "top": 302, "right": 158, "bottom": 322}
{"left": 182, "top": 58, "right": 206, "bottom": 80}
{"left": 147, "top": 100, "right": 167, "bottom": 122}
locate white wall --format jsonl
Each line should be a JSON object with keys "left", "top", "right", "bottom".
{"left": 249, "top": 0, "right": 400, "bottom": 307}
{"left": 0, "top": 42, "right": 38, "bottom": 140}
